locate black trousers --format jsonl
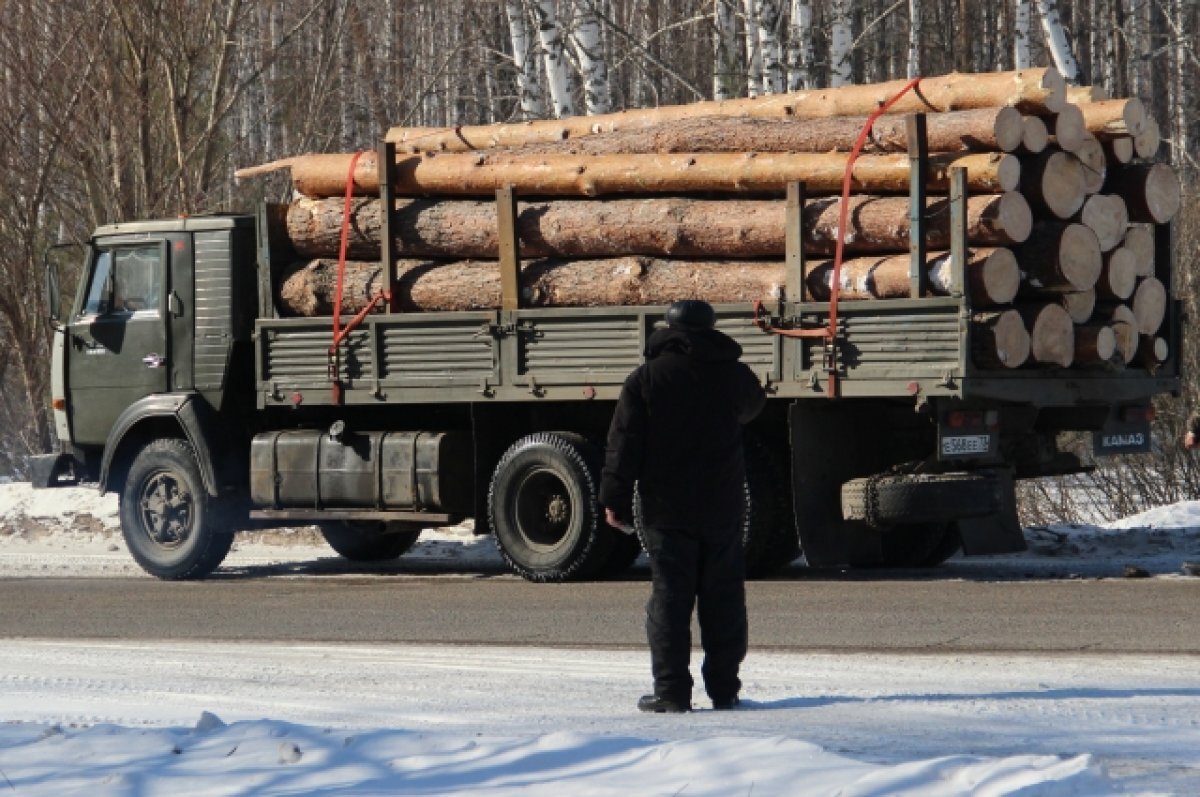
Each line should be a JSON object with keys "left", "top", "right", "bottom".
{"left": 642, "top": 521, "right": 748, "bottom": 704}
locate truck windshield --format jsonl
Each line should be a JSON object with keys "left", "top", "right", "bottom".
{"left": 80, "top": 245, "right": 161, "bottom": 316}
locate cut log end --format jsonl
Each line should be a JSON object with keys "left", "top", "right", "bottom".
{"left": 1074, "top": 136, "right": 1107, "bottom": 195}
{"left": 1060, "top": 290, "right": 1097, "bottom": 324}
{"left": 1122, "top": 224, "right": 1155, "bottom": 277}
{"left": 974, "top": 248, "right": 1021, "bottom": 306}
{"left": 1097, "top": 247, "right": 1138, "bottom": 300}
{"left": 1058, "top": 223, "right": 1104, "bottom": 291}
{"left": 1132, "top": 276, "right": 1167, "bottom": 335}
{"left": 1037, "top": 67, "right": 1068, "bottom": 114}
{"left": 995, "top": 153, "right": 1022, "bottom": 192}
{"left": 996, "top": 191, "right": 1033, "bottom": 244}
{"left": 1134, "top": 118, "right": 1161, "bottom": 159}
{"left": 1103, "top": 137, "right": 1135, "bottom": 165}
{"left": 973, "top": 309, "right": 1031, "bottom": 369}
{"left": 1048, "top": 104, "right": 1087, "bottom": 152}
{"left": 1142, "top": 163, "right": 1182, "bottom": 224}
{"left": 1079, "top": 194, "right": 1129, "bottom": 252}
{"left": 994, "top": 107, "right": 1025, "bottom": 152}
{"left": 1022, "top": 303, "right": 1075, "bottom": 368}
{"left": 1074, "top": 324, "right": 1117, "bottom": 366}
{"left": 1020, "top": 116, "right": 1049, "bottom": 154}
{"left": 1024, "top": 151, "right": 1086, "bottom": 219}
{"left": 1135, "top": 335, "right": 1169, "bottom": 369}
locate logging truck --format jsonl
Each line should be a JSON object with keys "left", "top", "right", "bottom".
{"left": 29, "top": 70, "right": 1182, "bottom": 580}
{"left": 31, "top": 163, "right": 1179, "bottom": 581}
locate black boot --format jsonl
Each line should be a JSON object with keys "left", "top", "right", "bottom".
{"left": 712, "top": 696, "right": 741, "bottom": 710}
{"left": 638, "top": 694, "right": 690, "bottom": 713}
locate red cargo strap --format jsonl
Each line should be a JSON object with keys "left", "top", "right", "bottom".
{"left": 328, "top": 150, "right": 391, "bottom": 404}
{"left": 754, "top": 76, "right": 923, "bottom": 398}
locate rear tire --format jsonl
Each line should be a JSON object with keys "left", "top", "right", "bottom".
{"left": 319, "top": 521, "right": 422, "bottom": 562}
{"left": 119, "top": 438, "right": 233, "bottom": 580}
{"left": 877, "top": 522, "right": 963, "bottom": 568}
{"left": 488, "top": 433, "right": 614, "bottom": 582}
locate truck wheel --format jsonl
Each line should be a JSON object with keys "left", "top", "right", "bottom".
{"left": 488, "top": 433, "right": 614, "bottom": 582}
{"left": 878, "top": 522, "right": 963, "bottom": 568}
{"left": 841, "top": 472, "right": 999, "bottom": 528}
{"left": 118, "top": 438, "right": 233, "bottom": 580}
{"left": 743, "top": 436, "right": 800, "bottom": 578}
{"left": 318, "top": 521, "right": 421, "bottom": 562}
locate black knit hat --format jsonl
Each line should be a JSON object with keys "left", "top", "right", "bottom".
{"left": 665, "top": 299, "right": 716, "bottom": 331}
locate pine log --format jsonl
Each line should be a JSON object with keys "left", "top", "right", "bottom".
{"left": 1122, "top": 224, "right": 1155, "bottom": 277}
{"left": 1059, "top": 289, "right": 1097, "bottom": 323}
{"left": 1018, "top": 303, "right": 1075, "bottom": 367}
{"left": 278, "top": 249, "right": 1017, "bottom": 316}
{"left": 1076, "top": 193, "right": 1129, "bottom": 252}
{"left": 1078, "top": 98, "right": 1146, "bottom": 139}
{"left": 1074, "top": 324, "right": 1118, "bottom": 366}
{"left": 972, "top": 309, "right": 1031, "bottom": 369}
{"left": 1095, "top": 247, "right": 1138, "bottom": 300}
{"left": 279, "top": 192, "right": 1032, "bottom": 262}
{"left": 1019, "top": 116, "right": 1049, "bottom": 154}
{"left": 1134, "top": 335, "right": 1169, "bottom": 370}
{"left": 1106, "top": 163, "right": 1182, "bottom": 224}
{"left": 1134, "top": 118, "right": 1161, "bottom": 159}
{"left": 381, "top": 68, "right": 1067, "bottom": 152}
{"left": 239, "top": 150, "right": 1021, "bottom": 199}
{"left": 1017, "top": 222, "right": 1102, "bottom": 291}
{"left": 279, "top": 257, "right": 789, "bottom": 315}
{"left": 1131, "top": 276, "right": 1166, "bottom": 335}
{"left": 1074, "top": 136, "right": 1108, "bottom": 194}
{"left": 1067, "top": 85, "right": 1110, "bottom": 103}
{"left": 509, "top": 109, "right": 1026, "bottom": 156}
{"left": 1094, "top": 304, "right": 1138, "bottom": 363}
{"left": 1103, "top": 137, "right": 1135, "bottom": 165}
{"left": 804, "top": 248, "right": 1019, "bottom": 305}
{"left": 1019, "top": 150, "right": 1086, "bottom": 218}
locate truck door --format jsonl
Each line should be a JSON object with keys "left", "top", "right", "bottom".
{"left": 66, "top": 240, "right": 171, "bottom": 446}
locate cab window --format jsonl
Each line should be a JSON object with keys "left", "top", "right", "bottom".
{"left": 80, "top": 245, "right": 162, "bottom": 316}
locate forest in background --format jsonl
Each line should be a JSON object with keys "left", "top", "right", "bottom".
{"left": 0, "top": 0, "right": 1196, "bottom": 521}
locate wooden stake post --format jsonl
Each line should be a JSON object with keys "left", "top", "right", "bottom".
{"left": 378, "top": 141, "right": 398, "bottom": 311}
{"left": 497, "top": 185, "right": 521, "bottom": 311}
{"left": 907, "top": 114, "right": 929, "bottom": 298}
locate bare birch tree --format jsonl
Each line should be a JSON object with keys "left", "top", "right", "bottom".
{"left": 742, "top": 0, "right": 764, "bottom": 97}
{"left": 757, "top": 0, "right": 785, "bottom": 93}
{"left": 1036, "top": 0, "right": 1080, "bottom": 83}
{"left": 534, "top": 0, "right": 576, "bottom": 118}
{"left": 507, "top": 0, "right": 548, "bottom": 118}
{"left": 786, "top": 0, "right": 814, "bottom": 90}
{"left": 1014, "top": 0, "right": 1032, "bottom": 68}
{"left": 714, "top": 0, "right": 741, "bottom": 99}
{"left": 569, "top": 0, "right": 612, "bottom": 114}
{"left": 907, "top": 0, "right": 922, "bottom": 78}
{"left": 830, "top": 0, "right": 854, "bottom": 86}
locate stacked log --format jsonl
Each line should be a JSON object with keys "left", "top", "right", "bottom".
{"left": 236, "top": 66, "right": 1179, "bottom": 374}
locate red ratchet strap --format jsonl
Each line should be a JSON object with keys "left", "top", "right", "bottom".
{"left": 328, "top": 150, "right": 391, "bottom": 404}
{"left": 755, "top": 76, "right": 922, "bottom": 398}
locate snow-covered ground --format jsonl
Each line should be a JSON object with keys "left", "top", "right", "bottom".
{"left": 2, "top": 482, "right": 1199, "bottom": 795}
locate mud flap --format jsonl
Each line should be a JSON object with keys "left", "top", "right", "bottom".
{"left": 956, "top": 469, "right": 1027, "bottom": 555}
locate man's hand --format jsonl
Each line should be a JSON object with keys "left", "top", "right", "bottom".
{"left": 605, "top": 507, "right": 636, "bottom": 535}
{"left": 1186, "top": 431, "right": 1197, "bottom": 450}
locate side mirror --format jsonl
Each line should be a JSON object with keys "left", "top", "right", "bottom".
{"left": 43, "top": 242, "right": 86, "bottom": 329}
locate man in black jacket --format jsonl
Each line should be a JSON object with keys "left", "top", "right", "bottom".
{"left": 600, "top": 300, "right": 766, "bottom": 713}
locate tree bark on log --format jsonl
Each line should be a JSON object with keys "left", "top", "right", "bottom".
{"left": 1122, "top": 224, "right": 1155, "bottom": 277}
{"left": 1067, "top": 85, "right": 1109, "bottom": 103}
{"left": 1019, "top": 150, "right": 1086, "bottom": 218}
{"left": 972, "top": 309, "right": 1031, "bottom": 369}
{"left": 508, "top": 109, "right": 1025, "bottom": 156}
{"left": 804, "top": 248, "right": 1019, "bottom": 305}
{"left": 1095, "top": 246, "right": 1137, "bottom": 300}
{"left": 1073, "top": 324, "right": 1117, "bottom": 366}
{"left": 1078, "top": 98, "right": 1146, "bottom": 139}
{"left": 1017, "top": 222, "right": 1102, "bottom": 292}
{"left": 278, "top": 249, "right": 1017, "bottom": 316}
{"left": 378, "top": 68, "right": 1066, "bottom": 152}
{"left": 238, "top": 150, "right": 1021, "bottom": 199}
{"left": 1131, "top": 276, "right": 1166, "bottom": 335}
{"left": 1076, "top": 193, "right": 1129, "bottom": 252}
{"left": 1106, "top": 163, "right": 1181, "bottom": 224}
{"left": 1018, "top": 303, "right": 1075, "bottom": 367}
{"left": 278, "top": 192, "right": 1032, "bottom": 261}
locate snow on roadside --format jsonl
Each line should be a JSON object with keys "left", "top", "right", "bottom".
{"left": 3, "top": 481, "right": 1200, "bottom": 794}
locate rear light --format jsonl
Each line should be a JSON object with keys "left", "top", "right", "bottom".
{"left": 1121, "top": 405, "right": 1155, "bottom": 423}
{"left": 51, "top": 398, "right": 66, "bottom": 411}
{"left": 947, "top": 410, "right": 984, "bottom": 428}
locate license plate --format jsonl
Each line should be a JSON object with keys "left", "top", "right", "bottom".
{"left": 940, "top": 434, "right": 991, "bottom": 456}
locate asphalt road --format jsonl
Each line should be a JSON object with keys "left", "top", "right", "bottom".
{"left": 2, "top": 572, "right": 1198, "bottom": 653}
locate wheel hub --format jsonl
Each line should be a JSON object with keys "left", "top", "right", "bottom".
{"left": 545, "top": 494, "right": 569, "bottom": 524}
{"left": 139, "top": 471, "right": 192, "bottom": 548}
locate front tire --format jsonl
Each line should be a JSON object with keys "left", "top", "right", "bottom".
{"left": 118, "top": 438, "right": 233, "bottom": 580}
{"left": 488, "top": 433, "right": 614, "bottom": 582}
{"left": 319, "top": 521, "right": 422, "bottom": 562}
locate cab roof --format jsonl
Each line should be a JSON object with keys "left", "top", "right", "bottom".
{"left": 93, "top": 214, "right": 254, "bottom": 238}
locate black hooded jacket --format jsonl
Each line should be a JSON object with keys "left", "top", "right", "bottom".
{"left": 600, "top": 327, "right": 767, "bottom": 530}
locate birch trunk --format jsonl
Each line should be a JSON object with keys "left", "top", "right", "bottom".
{"left": 907, "top": 0, "right": 921, "bottom": 79}
{"left": 742, "top": 0, "right": 763, "bottom": 98}
{"left": 713, "top": 0, "right": 740, "bottom": 100}
{"left": 1014, "top": 0, "right": 1032, "bottom": 69}
{"left": 786, "top": 1, "right": 814, "bottom": 90}
{"left": 1036, "top": 0, "right": 1080, "bottom": 84}
{"left": 570, "top": 0, "right": 611, "bottom": 115}
{"left": 506, "top": 0, "right": 546, "bottom": 118}
{"left": 534, "top": 0, "right": 575, "bottom": 118}
{"left": 757, "top": 0, "right": 785, "bottom": 94}
{"left": 829, "top": 0, "right": 854, "bottom": 87}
